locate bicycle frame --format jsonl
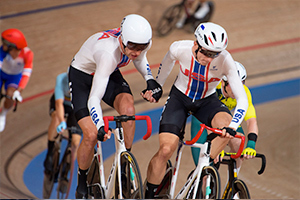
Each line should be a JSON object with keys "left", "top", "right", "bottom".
{"left": 91, "top": 115, "right": 152, "bottom": 199}
{"left": 155, "top": 124, "right": 245, "bottom": 199}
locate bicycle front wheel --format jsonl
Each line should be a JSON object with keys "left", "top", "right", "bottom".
{"left": 225, "top": 179, "right": 250, "bottom": 199}
{"left": 197, "top": 166, "right": 221, "bottom": 199}
{"left": 43, "top": 145, "right": 60, "bottom": 199}
{"left": 156, "top": 4, "right": 183, "bottom": 37}
{"left": 56, "top": 147, "right": 72, "bottom": 199}
{"left": 114, "top": 151, "right": 144, "bottom": 199}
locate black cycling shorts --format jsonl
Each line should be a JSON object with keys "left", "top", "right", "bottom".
{"left": 68, "top": 66, "right": 132, "bottom": 121}
{"left": 159, "top": 85, "right": 231, "bottom": 138}
{"left": 49, "top": 94, "right": 82, "bottom": 136}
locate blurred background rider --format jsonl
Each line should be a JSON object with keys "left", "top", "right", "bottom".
{"left": 0, "top": 28, "right": 34, "bottom": 132}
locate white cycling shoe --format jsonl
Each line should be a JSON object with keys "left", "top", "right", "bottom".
{"left": 0, "top": 111, "right": 6, "bottom": 132}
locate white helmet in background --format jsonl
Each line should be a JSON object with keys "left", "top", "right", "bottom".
{"left": 194, "top": 22, "right": 228, "bottom": 52}
{"left": 223, "top": 61, "right": 247, "bottom": 82}
{"left": 121, "top": 14, "right": 152, "bottom": 45}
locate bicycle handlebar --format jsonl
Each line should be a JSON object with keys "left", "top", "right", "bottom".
{"left": 185, "top": 124, "right": 245, "bottom": 159}
{"left": 255, "top": 153, "right": 266, "bottom": 175}
{"left": 224, "top": 152, "right": 266, "bottom": 175}
{"left": 103, "top": 115, "right": 152, "bottom": 139}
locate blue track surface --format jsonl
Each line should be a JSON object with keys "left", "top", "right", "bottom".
{"left": 24, "top": 78, "right": 300, "bottom": 198}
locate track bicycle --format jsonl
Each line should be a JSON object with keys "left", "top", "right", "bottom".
{"left": 43, "top": 127, "right": 82, "bottom": 199}
{"left": 86, "top": 115, "right": 152, "bottom": 199}
{"left": 147, "top": 123, "right": 245, "bottom": 199}
{"left": 217, "top": 151, "right": 266, "bottom": 199}
{"left": 156, "top": 0, "right": 214, "bottom": 37}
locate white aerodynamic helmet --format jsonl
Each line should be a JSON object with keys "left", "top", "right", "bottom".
{"left": 223, "top": 61, "right": 247, "bottom": 82}
{"left": 121, "top": 14, "right": 152, "bottom": 46}
{"left": 194, "top": 22, "right": 228, "bottom": 52}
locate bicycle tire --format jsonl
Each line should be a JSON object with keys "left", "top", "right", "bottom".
{"left": 187, "top": 166, "right": 220, "bottom": 199}
{"left": 156, "top": 4, "right": 183, "bottom": 37}
{"left": 56, "top": 147, "right": 72, "bottom": 199}
{"left": 42, "top": 144, "right": 60, "bottom": 199}
{"left": 86, "top": 155, "right": 105, "bottom": 199}
{"left": 225, "top": 179, "right": 250, "bottom": 199}
{"left": 114, "top": 151, "right": 144, "bottom": 199}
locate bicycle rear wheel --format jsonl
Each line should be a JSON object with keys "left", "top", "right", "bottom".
{"left": 56, "top": 147, "right": 72, "bottom": 199}
{"left": 115, "top": 151, "right": 144, "bottom": 199}
{"left": 156, "top": 4, "right": 183, "bottom": 37}
{"left": 194, "top": 166, "right": 221, "bottom": 199}
{"left": 86, "top": 155, "right": 105, "bottom": 199}
{"left": 43, "top": 145, "right": 60, "bottom": 199}
{"left": 225, "top": 179, "right": 250, "bottom": 199}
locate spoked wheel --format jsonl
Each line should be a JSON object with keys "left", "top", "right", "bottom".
{"left": 156, "top": 4, "right": 183, "bottom": 37}
{"left": 225, "top": 179, "right": 250, "bottom": 199}
{"left": 115, "top": 151, "right": 144, "bottom": 199}
{"left": 56, "top": 147, "right": 72, "bottom": 199}
{"left": 43, "top": 147, "right": 60, "bottom": 199}
{"left": 192, "top": 166, "right": 221, "bottom": 199}
{"left": 86, "top": 156, "right": 105, "bottom": 199}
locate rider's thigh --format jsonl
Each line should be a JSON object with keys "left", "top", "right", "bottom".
{"left": 158, "top": 132, "right": 179, "bottom": 159}
{"left": 113, "top": 93, "right": 135, "bottom": 115}
{"left": 210, "top": 111, "right": 232, "bottom": 129}
{"left": 78, "top": 116, "right": 98, "bottom": 143}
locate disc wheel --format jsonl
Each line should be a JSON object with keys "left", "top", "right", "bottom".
{"left": 156, "top": 4, "right": 183, "bottom": 37}
{"left": 225, "top": 179, "right": 250, "bottom": 199}
{"left": 114, "top": 151, "right": 144, "bottom": 199}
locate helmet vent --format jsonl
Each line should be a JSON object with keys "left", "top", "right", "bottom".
{"left": 211, "top": 32, "right": 216, "bottom": 41}
{"left": 221, "top": 33, "right": 225, "bottom": 42}
{"left": 204, "top": 35, "right": 209, "bottom": 46}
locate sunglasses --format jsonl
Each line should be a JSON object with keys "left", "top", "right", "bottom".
{"left": 2, "top": 38, "right": 17, "bottom": 49}
{"left": 196, "top": 41, "right": 220, "bottom": 58}
{"left": 126, "top": 42, "right": 149, "bottom": 52}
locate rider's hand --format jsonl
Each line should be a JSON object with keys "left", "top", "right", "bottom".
{"left": 141, "top": 79, "right": 163, "bottom": 103}
{"left": 242, "top": 147, "right": 256, "bottom": 159}
{"left": 221, "top": 127, "right": 236, "bottom": 138}
{"left": 97, "top": 126, "right": 112, "bottom": 142}
{"left": 12, "top": 90, "right": 23, "bottom": 102}
{"left": 57, "top": 121, "right": 67, "bottom": 133}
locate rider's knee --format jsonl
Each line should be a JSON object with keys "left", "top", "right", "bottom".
{"left": 158, "top": 144, "right": 174, "bottom": 160}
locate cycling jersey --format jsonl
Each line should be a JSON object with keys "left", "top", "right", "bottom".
{"left": 156, "top": 40, "right": 248, "bottom": 130}
{"left": 54, "top": 73, "right": 72, "bottom": 107}
{"left": 216, "top": 82, "right": 256, "bottom": 121}
{"left": 0, "top": 46, "right": 34, "bottom": 89}
{"left": 70, "top": 28, "right": 154, "bottom": 129}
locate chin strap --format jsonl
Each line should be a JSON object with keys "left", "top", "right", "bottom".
{"left": 194, "top": 46, "right": 200, "bottom": 60}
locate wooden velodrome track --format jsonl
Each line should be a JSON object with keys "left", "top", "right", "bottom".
{"left": 0, "top": 0, "right": 299, "bottom": 198}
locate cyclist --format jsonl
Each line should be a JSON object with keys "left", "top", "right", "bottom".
{"left": 176, "top": 0, "right": 214, "bottom": 31}
{"left": 191, "top": 61, "right": 258, "bottom": 173}
{"left": 143, "top": 22, "right": 248, "bottom": 198}
{"left": 68, "top": 14, "right": 162, "bottom": 198}
{"left": 43, "top": 72, "right": 82, "bottom": 174}
{"left": 0, "top": 28, "right": 34, "bottom": 132}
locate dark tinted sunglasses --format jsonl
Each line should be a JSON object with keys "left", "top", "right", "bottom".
{"left": 196, "top": 41, "right": 220, "bottom": 58}
{"left": 126, "top": 42, "right": 149, "bottom": 51}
